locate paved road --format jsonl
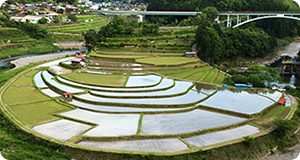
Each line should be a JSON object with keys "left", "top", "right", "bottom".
{"left": 10, "top": 51, "right": 79, "bottom": 69}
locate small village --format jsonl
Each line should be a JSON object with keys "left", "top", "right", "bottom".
{"left": 0, "top": 0, "right": 147, "bottom": 24}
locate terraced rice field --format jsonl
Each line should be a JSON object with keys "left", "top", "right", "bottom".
{"left": 43, "top": 15, "right": 110, "bottom": 34}
{"left": 0, "top": 54, "right": 291, "bottom": 155}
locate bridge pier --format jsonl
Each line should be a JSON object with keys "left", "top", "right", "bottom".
{"left": 227, "top": 15, "right": 232, "bottom": 27}
{"left": 237, "top": 15, "right": 241, "bottom": 24}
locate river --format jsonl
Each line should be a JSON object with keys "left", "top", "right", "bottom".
{"left": 269, "top": 42, "right": 300, "bottom": 88}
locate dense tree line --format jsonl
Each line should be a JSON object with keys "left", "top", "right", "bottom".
{"left": 222, "top": 65, "right": 282, "bottom": 87}
{"left": 196, "top": 15, "right": 277, "bottom": 64}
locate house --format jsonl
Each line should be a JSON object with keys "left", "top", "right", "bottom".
{"left": 8, "top": 12, "right": 17, "bottom": 16}
{"left": 16, "top": 13, "right": 25, "bottom": 17}
{"left": 71, "top": 57, "right": 84, "bottom": 65}
{"left": 65, "top": 6, "right": 79, "bottom": 13}
{"left": 62, "top": 92, "right": 72, "bottom": 102}
{"left": 278, "top": 98, "right": 286, "bottom": 105}
{"left": 234, "top": 84, "right": 253, "bottom": 89}
{"left": 22, "top": 15, "right": 45, "bottom": 23}
{"left": 185, "top": 52, "right": 198, "bottom": 58}
{"left": 25, "top": 4, "right": 36, "bottom": 10}
{"left": 124, "top": 45, "right": 135, "bottom": 48}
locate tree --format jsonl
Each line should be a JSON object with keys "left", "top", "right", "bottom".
{"left": 196, "top": 16, "right": 222, "bottom": 64}
{"left": 68, "top": 14, "right": 77, "bottom": 22}
{"left": 125, "top": 26, "right": 135, "bottom": 34}
{"left": 57, "top": 8, "right": 64, "bottom": 14}
{"left": 38, "top": 17, "right": 48, "bottom": 24}
{"left": 53, "top": 16, "right": 62, "bottom": 23}
{"left": 231, "top": 74, "right": 248, "bottom": 84}
{"left": 247, "top": 74, "right": 265, "bottom": 87}
{"left": 247, "top": 65, "right": 282, "bottom": 87}
{"left": 273, "top": 119, "right": 296, "bottom": 138}
{"left": 202, "top": 7, "right": 218, "bottom": 22}
{"left": 83, "top": 29, "right": 98, "bottom": 50}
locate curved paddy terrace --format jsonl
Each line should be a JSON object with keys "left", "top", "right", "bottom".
{"left": 0, "top": 55, "right": 295, "bottom": 155}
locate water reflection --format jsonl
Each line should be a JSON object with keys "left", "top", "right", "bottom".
{"left": 69, "top": 100, "right": 194, "bottom": 112}
{"left": 57, "top": 76, "right": 174, "bottom": 92}
{"left": 76, "top": 90, "right": 207, "bottom": 106}
{"left": 90, "top": 81, "right": 193, "bottom": 97}
{"left": 198, "top": 88, "right": 275, "bottom": 114}
{"left": 193, "top": 83, "right": 216, "bottom": 95}
{"left": 141, "top": 109, "right": 247, "bottom": 135}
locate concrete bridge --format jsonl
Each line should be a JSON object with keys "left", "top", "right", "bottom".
{"left": 91, "top": 10, "right": 201, "bottom": 22}
{"left": 92, "top": 10, "right": 300, "bottom": 27}
{"left": 218, "top": 11, "right": 300, "bottom": 28}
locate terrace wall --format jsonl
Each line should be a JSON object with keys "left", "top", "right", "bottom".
{"left": 52, "top": 41, "right": 85, "bottom": 49}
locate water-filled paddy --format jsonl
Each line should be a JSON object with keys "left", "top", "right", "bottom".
{"left": 42, "top": 71, "right": 85, "bottom": 93}
{"left": 183, "top": 125, "right": 260, "bottom": 147}
{"left": 85, "top": 70, "right": 113, "bottom": 75}
{"left": 90, "top": 81, "right": 193, "bottom": 97}
{"left": 78, "top": 138, "right": 189, "bottom": 152}
{"left": 57, "top": 76, "right": 174, "bottom": 92}
{"left": 76, "top": 90, "right": 207, "bottom": 106}
{"left": 198, "top": 88, "right": 275, "bottom": 114}
{"left": 192, "top": 83, "right": 216, "bottom": 95}
{"left": 40, "top": 89, "right": 60, "bottom": 97}
{"left": 32, "top": 119, "right": 92, "bottom": 140}
{"left": 141, "top": 109, "right": 247, "bottom": 135}
{"left": 125, "top": 75, "right": 162, "bottom": 87}
{"left": 34, "top": 71, "right": 48, "bottom": 88}
{"left": 258, "top": 90, "right": 282, "bottom": 101}
{"left": 69, "top": 100, "right": 194, "bottom": 112}
{"left": 60, "top": 109, "right": 140, "bottom": 137}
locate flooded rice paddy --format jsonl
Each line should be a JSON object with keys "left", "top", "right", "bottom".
{"left": 34, "top": 71, "right": 48, "bottom": 88}
{"left": 40, "top": 89, "right": 60, "bottom": 97}
{"left": 76, "top": 90, "right": 206, "bottom": 105}
{"left": 69, "top": 100, "right": 194, "bottom": 112}
{"left": 198, "top": 88, "right": 276, "bottom": 114}
{"left": 90, "top": 81, "right": 193, "bottom": 97}
{"left": 42, "top": 71, "right": 85, "bottom": 93}
{"left": 141, "top": 109, "right": 246, "bottom": 135}
{"left": 125, "top": 75, "right": 162, "bottom": 87}
{"left": 56, "top": 76, "right": 174, "bottom": 92}
{"left": 78, "top": 138, "right": 189, "bottom": 152}
{"left": 60, "top": 109, "right": 140, "bottom": 137}
{"left": 32, "top": 119, "right": 92, "bottom": 141}
{"left": 28, "top": 69, "right": 285, "bottom": 153}
{"left": 183, "top": 125, "right": 260, "bottom": 147}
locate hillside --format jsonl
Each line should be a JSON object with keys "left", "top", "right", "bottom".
{"left": 147, "top": 0, "right": 300, "bottom": 11}
{"left": 0, "top": 27, "right": 42, "bottom": 47}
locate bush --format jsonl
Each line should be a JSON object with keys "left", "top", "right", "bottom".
{"left": 243, "top": 136, "right": 255, "bottom": 146}
{"left": 59, "top": 62, "right": 82, "bottom": 69}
